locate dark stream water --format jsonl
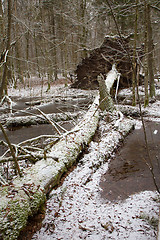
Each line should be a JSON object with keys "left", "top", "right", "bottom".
{"left": 1, "top": 95, "right": 160, "bottom": 238}
{"left": 0, "top": 96, "right": 91, "bottom": 155}
{"left": 0, "top": 96, "right": 91, "bottom": 116}
{"left": 100, "top": 121, "right": 160, "bottom": 201}
{"left": 17, "top": 120, "right": 160, "bottom": 239}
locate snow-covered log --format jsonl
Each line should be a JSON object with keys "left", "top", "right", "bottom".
{"left": 118, "top": 105, "right": 147, "bottom": 117}
{"left": 0, "top": 97, "right": 99, "bottom": 240}
{"left": 0, "top": 69, "right": 133, "bottom": 239}
{"left": 2, "top": 112, "right": 80, "bottom": 129}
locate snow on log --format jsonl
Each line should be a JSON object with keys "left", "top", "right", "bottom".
{"left": 0, "top": 97, "right": 99, "bottom": 240}
{"left": 105, "top": 63, "right": 120, "bottom": 93}
{"left": 0, "top": 75, "right": 134, "bottom": 239}
{"left": 2, "top": 112, "right": 80, "bottom": 129}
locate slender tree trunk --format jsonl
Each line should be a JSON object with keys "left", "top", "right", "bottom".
{"left": 0, "top": 0, "right": 12, "bottom": 100}
{"left": 25, "top": 31, "right": 30, "bottom": 79}
{"left": 13, "top": 0, "right": 24, "bottom": 84}
{"left": 60, "top": 0, "right": 68, "bottom": 78}
{"left": 34, "top": 31, "right": 41, "bottom": 78}
{"left": 80, "top": 0, "right": 87, "bottom": 58}
{"left": 144, "top": 0, "right": 149, "bottom": 107}
{"left": 132, "top": 0, "right": 138, "bottom": 106}
{"left": 51, "top": 10, "right": 58, "bottom": 81}
{"left": 146, "top": 3, "right": 155, "bottom": 97}
{"left": 0, "top": 0, "right": 4, "bottom": 82}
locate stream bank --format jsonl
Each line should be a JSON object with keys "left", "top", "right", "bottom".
{"left": 100, "top": 121, "right": 160, "bottom": 201}
{"left": 30, "top": 119, "right": 159, "bottom": 240}
{"left": 1, "top": 83, "right": 160, "bottom": 239}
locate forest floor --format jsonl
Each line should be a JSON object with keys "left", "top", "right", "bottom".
{"left": 1, "top": 77, "right": 160, "bottom": 239}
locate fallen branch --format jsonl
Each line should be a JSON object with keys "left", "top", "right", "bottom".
{"left": 0, "top": 123, "right": 21, "bottom": 177}
{"left": 0, "top": 97, "right": 99, "bottom": 239}
{"left": 2, "top": 112, "right": 80, "bottom": 129}
{"left": 36, "top": 108, "right": 62, "bottom": 135}
{"left": 0, "top": 95, "right": 13, "bottom": 115}
{"left": 18, "top": 135, "right": 59, "bottom": 146}
{"left": 0, "top": 153, "right": 58, "bottom": 164}
{"left": 0, "top": 174, "right": 8, "bottom": 185}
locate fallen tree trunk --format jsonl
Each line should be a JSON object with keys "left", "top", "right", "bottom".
{"left": 0, "top": 68, "right": 134, "bottom": 239}
{"left": 1, "top": 112, "right": 80, "bottom": 129}
{"left": 0, "top": 97, "right": 99, "bottom": 240}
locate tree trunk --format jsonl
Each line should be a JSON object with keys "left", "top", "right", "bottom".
{"left": 132, "top": 0, "right": 138, "bottom": 106}
{"left": 50, "top": 9, "right": 58, "bottom": 81}
{"left": 0, "top": 96, "right": 99, "bottom": 240}
{"left": 97, "top": 63, "right": 120, "bottom": 112}
{"left": 13, "top": 0, "right": 24, "bottom": 84}
{"left": 0, "top": 0, "right": 12, "bottom": 100}
{"left": 144, "top": 0, "right": 149, "bottom": 107}
{"left": 0, "top": 0, "right": 4, "bottom": 83}
{"left": 146, "top": 3, "right": 155, "bottom": 98}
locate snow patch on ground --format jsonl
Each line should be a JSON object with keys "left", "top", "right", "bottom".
{"left": 33, "top": 157, "right": 158, "bottom": 240}
{"left": 2, "top": 83, "right": 160, "bottom": 239}
{"left": 33, "top": 118, "right": 159, "bottom": 240}
{"left": 8, "top": 84, "right": 97, "bottom": 99}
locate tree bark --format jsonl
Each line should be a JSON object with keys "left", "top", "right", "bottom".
{"left": 132, "top": 0, "right": 138, "bottom": 106}
{"left": 144, "top": 0, "right": 149, "bottom": 107}
{"left": 97, "top": 63, "right": 119, "bottom": 112}
{"left": 0, "top": 0, "right": 12, "bottom": 100}
{"left": 146, "top": 4, "right": 155, "bottom": 98}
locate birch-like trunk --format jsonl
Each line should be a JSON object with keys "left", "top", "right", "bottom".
{"left": 97, "top": 63, "right": 120, "bottom": 112}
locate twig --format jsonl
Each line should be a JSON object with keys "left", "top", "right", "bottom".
{"left": 36, "top": 108, "right": 62, "bottom": 135}
{"left": 14, "top": 145, "right": 39, "bottom": 163}
{"left": 0, "top": 154, "right": 59, "bottom": 163}
{"left": 0, "top": 174, "right": 8, "bottom": 185}
{"left": 18, "top": 135, "right": 58, "bottom": 146}
{"left": 56, "top": 107, "right": 77, "bottom": 125}
{"left": 0, "top": 154, "right": 40, "bottom": 163}
{"left": 0, "top": 122, "right": 22, "bottom": 177}
{"left": 0, "top": 140, "right": 8, "bottom": 147}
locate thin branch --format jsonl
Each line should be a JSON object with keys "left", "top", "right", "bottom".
{"left": 0, "top": 174, "right": 8, "bottom": 185}
{"left": 18, "top": 135, "right": 59, "bottom": 146}
{"left": 0, "top": 122, "right": 22, "bottom": 177}
{"left": 36, "top": 108, "right": 67, "bottom": 134}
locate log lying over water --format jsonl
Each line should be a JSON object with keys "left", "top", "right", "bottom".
{"left": 0, "top": 70, "right": 135, "bottom": 239}
{"left": 2, "top": 112, "right": 80, "bottom": 129}
{"left": 0, "top": 97, "right": 99, "bottom": 240}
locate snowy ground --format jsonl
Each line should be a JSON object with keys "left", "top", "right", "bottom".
{"left": 32, "top": 119, "right": 159, "bottom": 240}
{"left": 1, "top": 81, "right": 160, "bottom": 239}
